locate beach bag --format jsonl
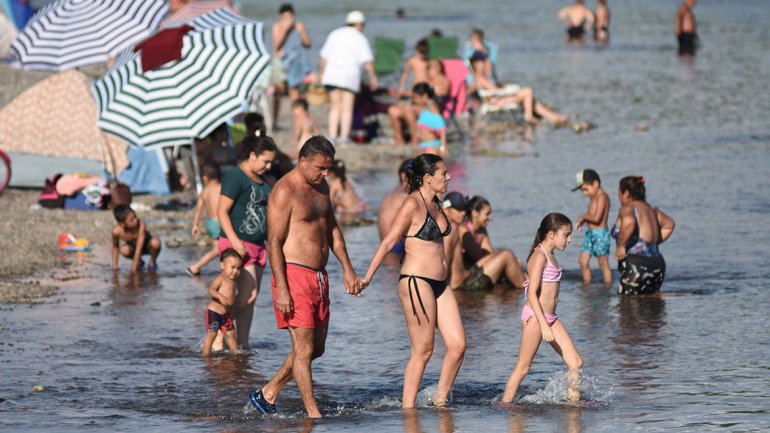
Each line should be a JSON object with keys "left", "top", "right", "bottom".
{"left": 108, "top": 181, "right": 132, "bottom": 209}
{"left": 38, "top": 173, "right": 64, "bottom": 208}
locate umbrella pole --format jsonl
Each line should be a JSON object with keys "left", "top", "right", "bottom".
{"left": 189, "top": 140, "right": 202, "bottom": 195}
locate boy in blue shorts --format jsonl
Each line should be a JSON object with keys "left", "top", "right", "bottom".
{"left": 573, "top": 169, "right": 612, "bottom": 285}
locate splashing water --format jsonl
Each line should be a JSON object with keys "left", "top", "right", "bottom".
{"left": 520, "top": 371, "right": 614, "bottom": 406}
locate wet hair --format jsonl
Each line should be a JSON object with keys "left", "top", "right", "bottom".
{"left": 471, "top": 28, "right": 484, "bottom": 39}
{"left": 113, "top": 204, "right": 134, "bottom": 223}
{"left": 405, "top": 153, "right": 444, "bottom": 194}
{"left": 466, "top": 195, "right": 491, "bottom": 220}
{"left": 415, "top": 39, "right": 429, "bottom": 56}
{"left": 430, "top": 28, "right": 443, "bottom": 37}
{"left": 292, "top": 98, "right": 309, "bottom": 111}
{"left": 239, "top": 134, "right": 277, "bottom": 160}
{"left": 412, "top": 82, "right": 435, "bottom": 101}
{"left": 220, "top": 248, "right": 243, "bottom": 266}
{"left": 244, "top": 112, "right": 267, "bottom": 137}
{"left": 619, "top": 176, "right": 646, "bottom": 201}
{"left": 279, "top": 3, "right": 294, "bottom": 14}
{"left": 299, "top": 135, "right": 336, "bottom": 161}
{"left": 528, "top": 213, "right": 573, "bottom": 260}
{"left": 201, "top": 161, "right": 221, "bottom": 181}
{"left": 329, "top": 159, "right": 348, "bottom": 185}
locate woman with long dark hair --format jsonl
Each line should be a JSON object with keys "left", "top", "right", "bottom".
{"left": 362, "top": 153, "right": 466, "bottom": 408}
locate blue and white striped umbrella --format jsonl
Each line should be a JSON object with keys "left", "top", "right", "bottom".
{"left": 92, "top": 10, "right": 270, "bottom": 149}
{"left": 10, "top": 0, "right": 167, "bottom": 71}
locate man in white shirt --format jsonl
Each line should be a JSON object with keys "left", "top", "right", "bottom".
{"left": 319, "top": 10, "right": 378, "bottom": 145}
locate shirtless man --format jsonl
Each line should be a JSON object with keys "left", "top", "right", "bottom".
{"left": 675, "top": 0, "right": 698, "bottom": 56}
{"left": 389, "top": 40, "right": 430, "bottom": 145}
{"left": 247, "top": 136, "right": 362, "bottom": 419}
{"left": 377, "top": 160, "right": 410, "bottom": 264}
{"left": 558, "top": 0, "right": 595, "bottom": 43}
{"left": 272, "top": 4, "right": 312, "bottom": 128}
{"left": 397, "top": 39, "right": 429, "bottom": 97}
{"left": 594, "top": 0, "right": 610, "bottom": 44}
{"left": 442, "top": 193, "right": 526, "bottom": 291}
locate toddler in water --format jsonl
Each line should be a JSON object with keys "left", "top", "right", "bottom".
{"left": 186, "top": 161, "right": 222, "bottom": 276}
{"left": 502, "top": 213, "right": 583, "bottom": 403}
{"left": 111, "top": 204, "right": 161, "bottom": 272}
{"left": 572, "top": 169, "right": 612, "bottom": 285}
{"left": 202, "top": 249, "right": 243, "bottom": 355}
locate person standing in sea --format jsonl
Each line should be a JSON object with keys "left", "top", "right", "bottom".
{"left": 362, "top": 154, "right": 466, "bottom": 408}
{"left": 216, "top": 135, "right": 276, "bottom": 349}
{"left": 247, "top": 136, "right": 362, "bottom": 418}
{"left": 675, "top": 0, "right": 698, "bottom": 56}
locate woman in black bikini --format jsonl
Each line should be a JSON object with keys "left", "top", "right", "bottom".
{"left": 362, "top": 153, "right": 466, "bottom": 408}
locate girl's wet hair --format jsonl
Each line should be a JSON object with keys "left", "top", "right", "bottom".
{"left": 528, "top": 213, "right": 572, "bottom": 260}
{"left": 239, "top": 134, "right": 277, "bottom": 160}
{"left": 619, "top": 176, "right": 646, "bottom": 201}
{"left": 405, "top": 153, "right": 444, "bottom": 194}
{"left": 329, "top": 159, "right": 348, "bottom": 185}
{"left": 466, "top": 195, "right": 491, "bottom": 219}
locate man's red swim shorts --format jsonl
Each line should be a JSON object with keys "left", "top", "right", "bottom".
{"left": 272, "top": 263, "right": 329, "bottom": 329}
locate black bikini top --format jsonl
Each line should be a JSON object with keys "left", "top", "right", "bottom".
{"left": 406, "top": 190, "right": 451, "bottom": 242}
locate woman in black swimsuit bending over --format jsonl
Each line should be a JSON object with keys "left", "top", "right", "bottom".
{"left": 362, "top": 153, "right": 466, "bottom": 408}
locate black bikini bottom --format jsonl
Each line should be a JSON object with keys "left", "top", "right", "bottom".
{"left": 399, "top": 274, "right": 447, "bottom": 325}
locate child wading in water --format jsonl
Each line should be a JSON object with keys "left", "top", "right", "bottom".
{"left": 112, "top": 204, "right": 161, "bottom": 272}
{"left": 187, "top": 161, "right": 222, "bottom": 276}
{"left": 202, "top": 249, "right": 243, "bottom": 355}
{"left": 572, "top": 169, "right": 612, "bottom": 286}
{"left": 502, "top": 213, "right": 583, "bottom": 403}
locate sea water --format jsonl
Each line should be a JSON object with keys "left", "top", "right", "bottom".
{"left": 2, "top": 0, "right": 770, "bottom": 431}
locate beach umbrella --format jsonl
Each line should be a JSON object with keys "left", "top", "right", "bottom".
{"left": 0, "top": 70, "right": 130, "bottom": 174}
{"left": 159, "top": 0, "right": 238, "bottom": 30}
{"left": 92, "top": 11, "right": 270, "bottom": 149}
{"left": 10, "top": 0, "right": 168, "bottom": 71}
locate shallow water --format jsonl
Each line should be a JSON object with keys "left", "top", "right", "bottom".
{"left": 3, "top": 0, "right": 770, "bottom": 431}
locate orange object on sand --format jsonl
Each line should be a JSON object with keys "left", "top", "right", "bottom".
{"left": 59, "top": 233, "right": 91, "bottom": 251}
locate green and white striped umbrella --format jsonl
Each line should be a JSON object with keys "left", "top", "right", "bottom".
{"left": 92, "top": 11, "right": 269, "bottom": 149}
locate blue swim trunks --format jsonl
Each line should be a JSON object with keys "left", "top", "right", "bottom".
{"left": 205, "top": 217, "right": 221, "bottom": 239}
{"left": 582, "top": 228, "right": 611, "bottom": 257}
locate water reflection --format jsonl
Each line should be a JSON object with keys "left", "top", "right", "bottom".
{"left": 403, "top": 408, "right": 456, "bottom": 433}
{"left": 507, "top": 406, "right": 583, "bottom": 433}
{"left": 613, "top": 295, "right": 667, "bottom": 389}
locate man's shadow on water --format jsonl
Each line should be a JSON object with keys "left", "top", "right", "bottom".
{"left": 613, "top": 295, "right": 667, "bottom": 389}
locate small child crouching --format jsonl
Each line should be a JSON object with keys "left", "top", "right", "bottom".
{"left": 111, "top": 204, "right": 161, "bottom": 272}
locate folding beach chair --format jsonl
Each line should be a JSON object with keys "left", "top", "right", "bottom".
{"left": 441, "top": 59, "right": 470, "bottom": 140}
{"left": 374, "top": 36, "right": 405, "bottom": 76}
{"left": 428, "top": 36, "right": 458, "bottom": 59}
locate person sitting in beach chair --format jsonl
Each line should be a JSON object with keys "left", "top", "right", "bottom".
{"left": 467, "top": 52, "right": 568, "bottom": 125}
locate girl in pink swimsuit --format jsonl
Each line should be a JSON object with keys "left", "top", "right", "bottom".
{"left": 502, "top": 213, "right": 583, "bottom": 404}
